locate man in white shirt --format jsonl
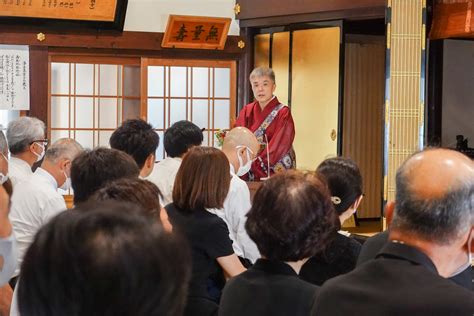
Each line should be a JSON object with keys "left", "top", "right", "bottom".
{"left": 9, "top": 138, "right": 83, "bottom": 278}
{"left": 6, "top": 117, "right": 46, "bottom": 187}
{"left": 209, "top": 127, "right": 261, "bottom": 263}
{"left": 147, "top": 120, "right": 203, "bottom": 206}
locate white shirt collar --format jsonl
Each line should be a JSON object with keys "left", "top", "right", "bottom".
{"left": 35, "top": 167, "right": 59, "bottom": 190}
{"left": 10, "top": 157, "right": 32, "bottom": 171}
{"left": 229, "top": 163, "right": 236, "bottom": 176}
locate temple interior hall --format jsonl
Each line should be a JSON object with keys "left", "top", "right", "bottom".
{"left": 0, "top": 0, "right": 473, "bottom": 315}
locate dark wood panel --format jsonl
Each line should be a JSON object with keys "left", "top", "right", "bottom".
{"left": 0, "top": 26, "right": 246, "bottom": 55}
{"left": 426, "top": 40, "right": 443, "bottom": 146}
{"left": 236, "top": 0, "right": 386, "bottom": 21}
{"left": 236, "top": 27, "right": 255, "bottom": 113}
{"left": 239, "top": 8, "right": 385, "bottom": 28}
{"left": 28, "top": 46, "right": 49, "bottom": 125}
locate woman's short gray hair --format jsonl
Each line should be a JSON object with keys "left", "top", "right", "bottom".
{"left": 249, "top": 67, "right": 276, "bottom": 83}
{"left": 7, "top": 117, "right": 45, "bottom": 154}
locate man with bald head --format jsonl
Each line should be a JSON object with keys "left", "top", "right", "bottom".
{"left": 208, "top": 127, "right": 261, "bottom": 264}
{"left": 313, "top": 148, "right": 474, "bottom": 315}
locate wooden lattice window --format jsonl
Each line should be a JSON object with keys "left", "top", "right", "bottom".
{"left": 142, "top": 59, "right": 236, "bottom": 160}
{"left": 49, "top": 56, "right": 141, "bottom": 148}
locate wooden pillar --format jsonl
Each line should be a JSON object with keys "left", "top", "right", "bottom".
{"left": 28, "top": 46, "right": 49, "bottom": 125}
{"left": 384, "top": 0, "right": 427, "bottom": 214}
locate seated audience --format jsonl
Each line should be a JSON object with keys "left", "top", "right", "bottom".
{"left": 300, "top": 157, "right": 363, "bottom": 285}
{"left": 109, "top": 119, "right": 159, "bottom": 178}
{"left": 17, "top": 202, "right": 190, "bottom": 316}
{"left": 70, "top": 147, "right": 140, "bottom": 205}
{"left": 9, "top": 138, "right": 83, "bottom": 282}
{"left": 219, "top": 170, "right": 338, "bottom": 316}
{"left": 92, "top": 178, "right": 172, "bottom": 232}
{"left": 166, "top": 146, "right": 245, "bottom": 316}
{"left": 0, "top": 130, "right": 17, "bottom": 286}
{"left": 148, "top": 120, "right": 203, "bottom": 205}
{"left": 6, "top": 117, "right": 46, "bottom": 186}
{"left": 313, "top": 148, "right": 474, "bottom": 315}
{"left": 208, "top": 127, "right": 260, "bottom": 264}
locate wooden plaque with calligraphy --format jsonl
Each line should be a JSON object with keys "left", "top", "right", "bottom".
{"left": 162, "top": 15, "right": 231, "bottom": 50}
{"left": 430, "top": 0, "right": 474, "bottom": 39}
{"left": 0, "top": 0, "right": 128, "bottom": 31}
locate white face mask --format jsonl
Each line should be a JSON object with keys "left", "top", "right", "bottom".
{"left": 33, "top": 142, "right": 45, "bottom": 162}
{"left": 236, "top": 146, "right": 254, "bottom": 176}
{"left": 59, "top": 170, "right": 71, "bottom": 191}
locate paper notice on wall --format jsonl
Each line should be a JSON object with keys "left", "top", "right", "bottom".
{"left": 0, "top": 45, "right": 30, "bottom": 110}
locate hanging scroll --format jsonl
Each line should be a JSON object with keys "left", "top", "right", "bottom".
{"left": 0, "top": 45, "right": 30, "bottom": 110}
{"left": 162, "top": 15, "right": 231, "bottom": 50}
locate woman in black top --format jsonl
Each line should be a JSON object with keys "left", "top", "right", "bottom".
{"left": 166, "top": 146, "right": 246, "bottom": 316}
{"left": 219, "top": 171, "right": 339, "bottom": 316}
{"left": 300, "top": 157, "right": 364, "bottom": 286}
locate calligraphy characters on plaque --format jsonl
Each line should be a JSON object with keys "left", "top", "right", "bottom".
{"left": 162, "top": 15, "right": 231, "bottom": 50}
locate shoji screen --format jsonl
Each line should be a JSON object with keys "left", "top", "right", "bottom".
{"left": 49, "top": 57, "right": 140, "bottom": 149}
{"left": 143, "top": 59, "right": 236, "bottom": 160}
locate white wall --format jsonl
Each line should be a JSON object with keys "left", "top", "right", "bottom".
{"left": 441, "top": 40, "right": 474, "bottom": 148}
{"left": 123, "top": 0, "right": 240, "bottom": 35}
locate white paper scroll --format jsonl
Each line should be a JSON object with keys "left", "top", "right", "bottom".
{"left": 0, "top": 45, "right": 30, "bottom": 110}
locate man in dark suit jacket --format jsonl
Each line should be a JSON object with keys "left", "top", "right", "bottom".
{"left": 313, "top": 148, "right": 474, "bottom": 315}
{"left": 357, "top": 230, "right": 473, "bottom": 291}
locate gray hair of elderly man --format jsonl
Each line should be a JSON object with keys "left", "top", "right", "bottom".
{"left": 249, "top": 67, "right": 276, "bottom": 83}
{"left": 44, "top": 138, "right": 84, "bottom": 163}
{"left": 391, "top": 149, "right": 474, "bottom": 245}
{"left": 0, "top": 130, "right": 8, "bottom": 156}
{"left": 6, "top": 117, "right": 45, "bottom": 155}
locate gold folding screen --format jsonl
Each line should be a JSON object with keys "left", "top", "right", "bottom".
{"left": 384, "top": 0, "right": 426, "bottom": 204}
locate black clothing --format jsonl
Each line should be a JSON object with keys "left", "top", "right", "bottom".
{"left": 300, "top": 233, "right": 361, "bottom": 286}
{"left": 219, "top": 259, "right": 318, "bottom": 316}
{"left": 166, "top": 204, "right": 234, "bottom": 316}
{"left": 356, "top": 230, "right": 389, "bottom": 266}
{"left": 313, "top": 242, "right": 474, "bottom": 316}
{"left": 357, "top": 230, "right": 473, "bottom": 291}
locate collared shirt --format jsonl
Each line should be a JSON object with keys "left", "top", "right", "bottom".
{"left": 9, "top": 167, "right": 66, "bottom": 277}
{"left": 8, "top": 157, "right": 33, "bottom": 187}
{"left": 0, "top": 233, "right": 17, "bottom": 286}
{"left": 208, "top": 164, "right": 260, "bottom": 263}
{"left": 146, "top": 157, "right": 182, "bottom": 206}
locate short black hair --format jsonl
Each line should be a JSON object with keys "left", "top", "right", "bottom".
{"left": 164, "top": 120, "right": 203, "bottom": 158}
{"left": 316, "top": 157, "right": 363, "bottom": 215}
{"left": 18, "top": 202, "right": 191, "bottom": 316}
{"left": 109, "top": 119, "right": 159, "bottom": 169}
{"left": 246, "top": 170, "right": 338, "bottom": 262}
{"left": 71, "top": 148, "right": 140, "bottom": 205}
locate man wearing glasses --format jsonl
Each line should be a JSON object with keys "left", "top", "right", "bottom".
{"left": 6, "top": 117, "right": 47, "bottom": 187}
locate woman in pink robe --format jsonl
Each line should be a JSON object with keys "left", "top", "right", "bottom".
{"left": 235, "top": 67, "right": 295, "bottom": 180}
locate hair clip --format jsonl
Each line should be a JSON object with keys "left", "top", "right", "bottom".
{"left": 331, "top": 196, "right": 342, "bottom": 205}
